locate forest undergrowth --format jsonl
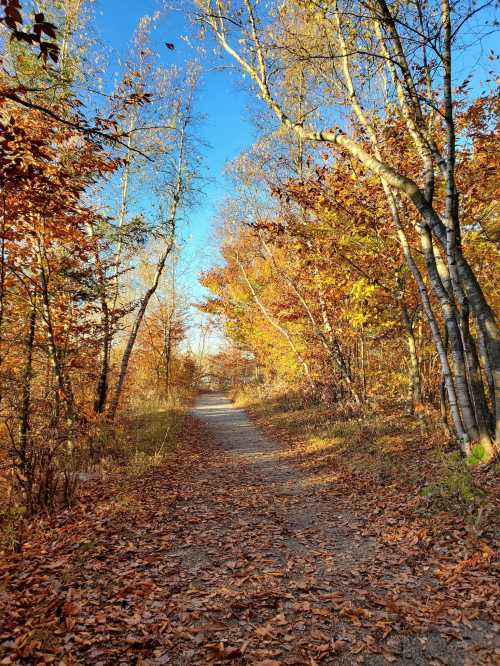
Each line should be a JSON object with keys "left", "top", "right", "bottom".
{"left": 233, "top": 387, "right": 499, "bottom": 527}
{"left": 0, "top": 406, "right": 187, "bottom": 553}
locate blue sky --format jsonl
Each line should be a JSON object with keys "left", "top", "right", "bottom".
{"left": 94, "top": 0, "right": 256, "bottom": 352}
{"left": 91, "top": 0, "right": 498, "bottom": 352}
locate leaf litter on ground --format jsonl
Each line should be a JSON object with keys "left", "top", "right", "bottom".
{"left": 0, "top": 409, "right": 498, "bottom": 665}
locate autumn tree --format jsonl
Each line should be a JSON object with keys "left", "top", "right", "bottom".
{"left": 0, "top": 2, "right": 203, "bottom": 516}
{"left": 195, "top": 0, "right": 499, "bottom": 458}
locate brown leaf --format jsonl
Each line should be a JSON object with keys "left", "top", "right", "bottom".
{"left": 256, "top": 624, "right": 275, "bottom": 638}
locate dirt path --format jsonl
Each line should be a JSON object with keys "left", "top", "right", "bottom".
{"left": 187, "top": 394, "right": 495, "bottom": 666}
{"left": 192, "top": 393, "right": 302, "bottom": 493}
{"left": 1, "top": 396, "right": 496, "bottom": 665}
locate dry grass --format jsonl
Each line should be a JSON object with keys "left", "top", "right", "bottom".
{"left": 232, "top": 386, "right": 498, "bottom": 517}
{"left": 0, "top": 407, "right": 188, "bottom": 549}
{"left": 122, "top": 408, "right": 185, "bottom": 477}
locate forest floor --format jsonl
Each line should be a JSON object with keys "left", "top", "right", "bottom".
{"left": 0, "top": 394, "right": 498, "bottom": 665}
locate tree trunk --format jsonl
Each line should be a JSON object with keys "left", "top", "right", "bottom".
{"left": 94, "top": 261, "right": 111, "bottom": 415}
{"left": 402, "top": 304, "right": 422, "bottom": 410}
{"left": 418, "top": 225, "right": 478, "bottom": 441}
{"left": 18, "top": 291, "right": 37, "bottom": 510}
{"left": 108, "top": 241, "right": 175, "bottom": 419}
{"left": 37, "top": 238, "right": 75, "bottom": 444}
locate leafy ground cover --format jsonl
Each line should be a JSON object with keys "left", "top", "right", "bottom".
{"left": 0, "top": 398, "right": 498, "bottom": 665}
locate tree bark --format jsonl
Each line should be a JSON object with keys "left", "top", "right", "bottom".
{"left": 18, "top": 290, "right": 37, "bottom": 510}
{"left": 402, "top": 304, "right": 422, "bottom": 410}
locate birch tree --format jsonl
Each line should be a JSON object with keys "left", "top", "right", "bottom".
{"left": 107, "top": 71, "right": 200, "bottom": 419}
{"left": 195, "top": 0, "right": 499, "bottom": 457}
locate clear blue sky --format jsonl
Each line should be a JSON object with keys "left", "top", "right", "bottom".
{"left": 94, "top": 0, "right": 255, "bottom": 352}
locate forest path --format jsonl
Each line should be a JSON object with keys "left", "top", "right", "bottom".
{"left": 192, "top": 393, "right": 303, "bottom": 496}
{"left": 2, "top": 397, "right": 494, "bottom": 666}
{"left": 185, "top": 394, "right": 488, "bottom": 666}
